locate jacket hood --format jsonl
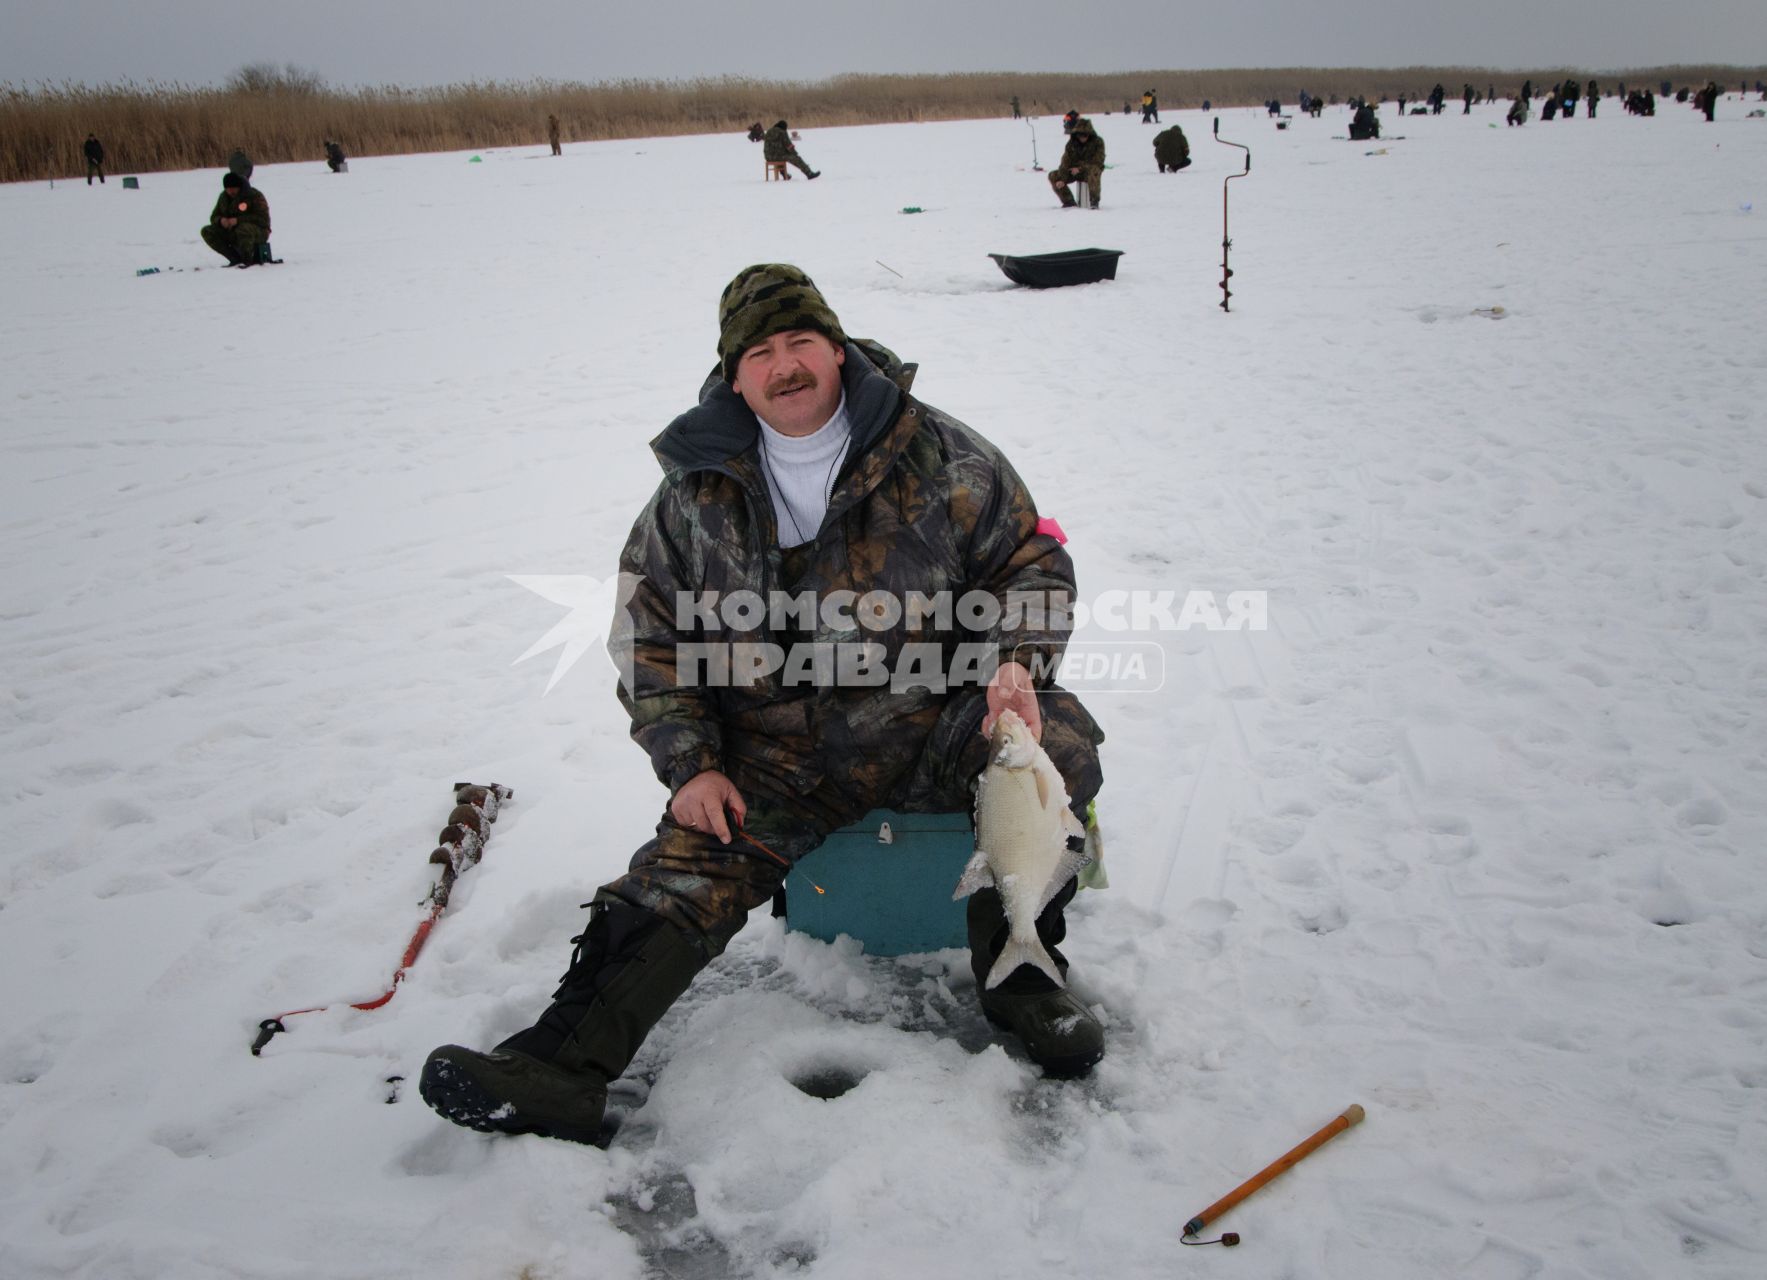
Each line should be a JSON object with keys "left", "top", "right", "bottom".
{"left": 649, "top": 338, "right": 915, "bottom": 477}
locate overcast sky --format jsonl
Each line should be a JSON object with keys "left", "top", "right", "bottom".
{"left": 4, "top": 0, "right": 1762, "bottom": 88}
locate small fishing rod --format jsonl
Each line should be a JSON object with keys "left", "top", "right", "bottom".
{"left": 1181, "top": 1103, "right": 1366, "bottom": 1245}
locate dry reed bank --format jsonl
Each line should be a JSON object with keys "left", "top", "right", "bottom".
{"left": 6, "top": 65, "right": 1765, "bottom": 184}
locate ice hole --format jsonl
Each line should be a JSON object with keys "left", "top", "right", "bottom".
{"left": 789, "top": 1063, "right": 869, "bottom": 1100}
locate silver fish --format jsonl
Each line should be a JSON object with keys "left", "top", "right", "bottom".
{"left": 954, "top": 710, "right": 1090, "bottom": 988}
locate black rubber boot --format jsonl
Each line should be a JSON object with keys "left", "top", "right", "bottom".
{"left": 967, "top": 878, "right": 1104, "bottom": 1078}
{"left": 420, "top": 901, "right": 705, "bottom": 1144}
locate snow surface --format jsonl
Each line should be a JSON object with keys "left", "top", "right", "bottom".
{"left": 3, "top": 96, "right": 1766, "bottom": 1279}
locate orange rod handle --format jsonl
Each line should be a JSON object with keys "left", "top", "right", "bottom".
{"left": 1184, "top": 1104, "right": 1365, "bottom": 1235}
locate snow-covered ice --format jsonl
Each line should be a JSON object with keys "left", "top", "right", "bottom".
{"left": 2, "top": 96, "right": 1765, "bottom": 1278}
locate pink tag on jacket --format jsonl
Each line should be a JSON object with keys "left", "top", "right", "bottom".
{"left": 1036, "top": 516, "right": 1068, "bottom": 545}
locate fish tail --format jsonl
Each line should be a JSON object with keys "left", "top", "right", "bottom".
{"left": 985, "top": 936, "right": 1066, "bottom": 990}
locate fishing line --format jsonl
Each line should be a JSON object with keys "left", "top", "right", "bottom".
{"left": 738, "top": 829, "right": 824, "bottom": 895}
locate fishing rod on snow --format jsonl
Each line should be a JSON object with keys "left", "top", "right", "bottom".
{"left": 1026, "top": 117, "right": 1043, "bottom": 171}
{"left": 1179, "top": 1103, "right": 1366, "bottom": 1246}
{"left": 1213, "top": 117, "right": 1251, "bottom": 312}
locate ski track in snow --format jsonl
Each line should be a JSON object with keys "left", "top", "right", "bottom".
{"left": 3, "top": 100, "right": 1766, "bottom": 1279}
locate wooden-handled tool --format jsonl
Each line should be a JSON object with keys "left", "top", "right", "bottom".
{"left": 1183, "top": 1104, "right": 1366, "bottom": 1243}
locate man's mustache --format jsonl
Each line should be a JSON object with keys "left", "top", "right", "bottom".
{"left": 765, "top": 372, "right": 816, "bottom": 398}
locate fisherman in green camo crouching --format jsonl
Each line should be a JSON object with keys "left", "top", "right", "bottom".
{"left": 420, "top": 264, "right": 1109, "bottom": 1145}
{"left": 200, "top": 172, "right": 271, "bottom": 267}
{"left": 1153, "top": 124, "right": 1191, "bottom": 172}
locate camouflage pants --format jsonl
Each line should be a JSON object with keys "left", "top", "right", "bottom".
{"left": 772, "top": 151, "right": 814, "bottom": 177}
{"left": 86, "top": 159, "right": 104, "bottom": 184}
{"left": 200, "top": 222, "right": 266, "bottom": 264}
{"left": 1049, "top": 167, "right": 1102, "bottom": 206}
{"left": 596, "top": 687, "right": 1104, "bottom": 958}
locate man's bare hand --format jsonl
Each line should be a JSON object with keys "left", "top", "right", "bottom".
{"left": 670, "top": 770, "right": 747, "bottom": 844}
{"left": 983, "top": 659, "right": 1042, "bottom": 741}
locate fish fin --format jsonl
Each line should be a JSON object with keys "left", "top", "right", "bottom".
{"left": 1034, "top": 769, "right": 1050, "bottom": 809}
{"left": 952, "top": 849, "right": 996, "bottom": 899}
{"left": 986, "top": 936, "right": 1065, "bottom": 989}
{"left": 1035, "top": 845, "right": 1095, "bottom": 917}
{"left": 1061, "top": 807, "right": 1085, "bottom": 840}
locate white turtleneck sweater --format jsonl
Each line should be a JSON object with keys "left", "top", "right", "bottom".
{"left": 755, "top": 393, "right": 851, "bottom": 548}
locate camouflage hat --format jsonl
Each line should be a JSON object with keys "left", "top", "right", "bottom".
{"left": 717, "top": 264, "right": 847, "bottom": 382}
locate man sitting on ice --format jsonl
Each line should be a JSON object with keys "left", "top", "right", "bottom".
{"left": 419, "top": 265, "right": 1108, "bottom": 1144}
{"left": 1049, "top": 117, "right": 1106, "bottom": 207}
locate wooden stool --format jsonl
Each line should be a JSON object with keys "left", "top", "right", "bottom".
{"left": 765, "top": 160, "right": 790, "bottom": 181}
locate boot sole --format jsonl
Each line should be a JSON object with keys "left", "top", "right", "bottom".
{"left": 418, "top": 1056, "right": 612, "bottom": 1147}
{"left": 982, "top": 1008, "right": 1104, "bottom": 1079}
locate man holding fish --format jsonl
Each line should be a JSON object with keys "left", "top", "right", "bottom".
{"left": 422, "top": 264, "right": 1108, "bottom": 1144}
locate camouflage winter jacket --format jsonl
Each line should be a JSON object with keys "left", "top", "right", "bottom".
{"left": 209, "top": 184, "right": 271, "bottom": 235}
{"left": 609, "top": 340, "right": 1076, "bottom": 798}
{"left": 762, "top": 125, "right": 798, "bottom": 161}
{"left": 1058, "top": 131, "right": 1105, "bottom": 176}
{"left": 1152, "top": 126, "right": 1189, "bottom": 166}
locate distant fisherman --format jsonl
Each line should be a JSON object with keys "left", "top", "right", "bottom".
{"left": 1050, "top": 116, "right": 1105, "bottom": 208}
{"left": 1153, "top": 124, "right": 1191, "bottom": 172}
{"left": 764, "top": 119, "right": 819, "bottom": 179}
{"left": 200, "top": 171, "right": 271, "bottom": 267}
{"left": 1695, "top": 81, "right": 1719, "bottom": 122}
{"left": 84, "top": 134, "right": 105, "bottom": 185}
